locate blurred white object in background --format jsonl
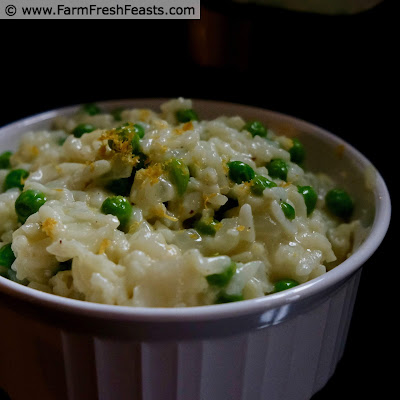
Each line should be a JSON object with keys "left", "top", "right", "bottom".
{"left": 232, "top": 0, "right": 384, "bottom": 14}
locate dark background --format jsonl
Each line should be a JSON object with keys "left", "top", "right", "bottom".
{"left": 1, "top": 1, "right": 395, "bottom": 399}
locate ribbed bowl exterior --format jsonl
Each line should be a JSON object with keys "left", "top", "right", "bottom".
{"left": 0, "top": 270, "right": 361, "bottom": 400}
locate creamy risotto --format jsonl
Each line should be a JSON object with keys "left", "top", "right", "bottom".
{"left": 0, "top": 99, "right": 364, "bottom": 307}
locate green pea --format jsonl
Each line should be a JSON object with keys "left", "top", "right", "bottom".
{"left": 113, "top": 123, "right": 144, "bottom": 154}
{"left": 115, "top": 122, "right": 130, "bottom": 135}
{"left": 176, "top": 109, "right": 199, "bottom": 123}
{"left": 216, "top": 291, "right": 244, "bottom": 304}
{"left": 266, "top": 159, "right": 288, "bottom": 181}
{"left": 194, "top": 218, "right": 220, "bottom": 236}
{"left": 227, "top": 161, "right": 255, "bottom": 184}
{"left": 242, "top": 120, "right": 267, "bottom": 138}
{"left": 111, "top": 107, "right": 124, "bottom": 121}
{"left": 101, "top": 196, "right": 132, "bottom": 231}
{"left": 206, "top": 261, "right": 236, "bottom": 287}
{"left": 15, "top": 190, "right": 47, "bottom": 224}
{"left": 280, "top": 201, "right": 295, "bottom": 220}
{"left": 116, "top": 122, "right": 144, "bottom": 137}
{"left": 274, "top": 279, "right": 299, "bottom": 292}
{"left": 298, "top": 185, "right": 318, "bottom": 215}
{"left": 3, "top": 169, "right": 29, "bottom": 191}
{"left": 214, "top": 197, "right": 239, "bottom": 221}
{"left": 107, "top": 124, "right": 129, "bottom": 150}
{"left": 167, "top": 158, "right": 190, "bottom": 196}
{"left": 289, "top": 138, "right": 305, "bottom": 165}
{"left": 0, "top": 151, "right": 12, "bottom": 169}
{"left": 82, "top": 103, "right": 101, "bottom": 116}
{"left": 133, "top": 123, "right": 145, "bottom": 139}
{"left": 251, "top": 174, "right": 277, "bottom": 196}
{"left": 325, "top": 188, "right": 354, "bottom": 219}
{"left": 72, "top": 123, "right": 96, "bottom": 138}
{"left": 131, "top": 133, "right": 141, "bottom": 154}
{"left": 0, "top": 243, "right": 16, "bottom": 277}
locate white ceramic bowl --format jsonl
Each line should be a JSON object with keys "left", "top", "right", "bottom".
{"left": 0, "top": 100, "right": 390, "bottom": 400}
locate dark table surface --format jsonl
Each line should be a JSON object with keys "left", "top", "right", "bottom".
{"left": 1, "top": 1, "right": 395, "bottom": 399}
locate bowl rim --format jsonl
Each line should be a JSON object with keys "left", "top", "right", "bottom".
{"left": 0, "top": 98, "right": 391, "bottom": 322}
